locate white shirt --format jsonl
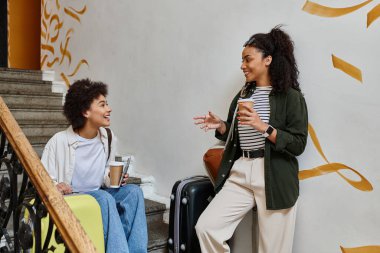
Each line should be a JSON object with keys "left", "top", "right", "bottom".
{"left": 71, "top": 133, "right": 106, "bottom": 192}
{"left": 41, "top": 126, "right": 117, "bottom": 188}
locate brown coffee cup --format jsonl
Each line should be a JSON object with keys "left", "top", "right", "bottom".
{"left": 238, "top": 99, "right": 254, "bottom": 113}
{"left": 109, "top": 161, "right": 124, "bottom": 188}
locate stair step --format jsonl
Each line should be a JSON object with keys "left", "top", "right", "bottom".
{"left": 32, "top": 144, "right": 45, "bottom": 157}
{"left": 145, "top": 199, "right": 166, "bottom": 224}
{"left": 0, "top": 68, "right": 43, "bottom": 81}
{"left": 27, "top": 136, "right": 54, "bottom": 145}
{"left": 21, "top": 124, "right": 68, "bottom": 138}
{"left": 148, "top": 221, "right": 169, "bottom": 253}
{"left": 126, "top": 177, "right": 142, "bottom": 185}
{"left": 0, "top": 79, "right": 55, "bottom": 96}
{"left": 10, "top": 108, "right": 67, "bottom": 124}
{"left": 1, "top": 94, "right": 63, "bottom": 109}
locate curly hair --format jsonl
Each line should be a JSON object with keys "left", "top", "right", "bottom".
{"left": 244, "top": 25, "right": 300, "bottom": 93}
{"left": 63, "top": 79, "right": 108, "bottom": 130}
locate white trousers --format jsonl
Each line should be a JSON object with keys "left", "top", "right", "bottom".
{"left": 195, "top": 157, "right": 297, "bottom": 253}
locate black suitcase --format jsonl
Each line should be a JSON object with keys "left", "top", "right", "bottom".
{"left": 168, "top": 176, "right": 215, "bottom": 253}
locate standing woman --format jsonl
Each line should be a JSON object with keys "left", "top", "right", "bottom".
{"left": 194, "top": 26, "right": 308, "bottom": 253}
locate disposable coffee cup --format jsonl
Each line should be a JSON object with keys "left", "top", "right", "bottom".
{"left": 238, "top": 99, "right": 254, "bottom": 112}
{"left": 109, "top": 161, "right": 125, "bottom": 188}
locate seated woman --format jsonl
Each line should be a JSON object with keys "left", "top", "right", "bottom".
{"left": 41, "top": 79, "right": 148, "bottom": 253}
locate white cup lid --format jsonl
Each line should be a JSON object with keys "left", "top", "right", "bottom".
{"left": 109, "top": 161, "right": 125, "bottom": 166}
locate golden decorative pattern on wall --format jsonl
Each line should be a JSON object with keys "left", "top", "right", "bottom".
{"left": 340, "top": 245, "right": 380, "bottom": 252}
{"left": 303, "top": 0, "right": 380, "bottom": 28}
{"left": 302, "top": 1, "right": 379, "bottom": 249}
{"left": 302, "top": 0, "right": 380, "bottom": 83}
{"left": 367, "top": 3, "right": 380, "bottom": 27}
{"left": 41, "top": 0, "right": 88, "bottom": 87}
{"left": 299, "top": 124, "right": 373, "bottom": 191}
{"left": 302, "top": 0, "right": 373, "bottom": 17}
{"left": 331, "top": 54, "right": 363, "bottom": 83}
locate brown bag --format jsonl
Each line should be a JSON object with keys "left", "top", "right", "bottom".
{"left": 203, "top": 107, "right": 237, "bottom": 185}
{"left": 203, "top": 145, "right": 224, "bottom": 184}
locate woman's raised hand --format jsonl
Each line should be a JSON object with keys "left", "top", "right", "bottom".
{"left": 193, "top": 111, "right": 223, "bottom": 132}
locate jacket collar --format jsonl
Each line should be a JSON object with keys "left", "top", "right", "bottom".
{"left": 66, "top": 126, "right": 108, "bottom": 149}
{"left": 66, "top": 126, "right": 78, "bottom": 147}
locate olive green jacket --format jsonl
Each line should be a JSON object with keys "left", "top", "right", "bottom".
{"left": 214, "top": 86, "right": 308, "bottom": 210}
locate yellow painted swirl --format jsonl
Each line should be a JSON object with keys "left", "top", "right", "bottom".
{"left": 68, "top": 59, "right": 89, "bottom": 77}
{"left": 59, "top": 37, "right": 72, "bottom": 65}
{"left": 64, "top": 7, "right": 81, "bottom": 23}
{"left": 41, "top": 2, "right": 88, "bottom": 84}
{"left": 302, "top": 0, "right": 373, "bottom": 17}
{"left": 367, "top": 3, "right": 380, "bottom": 28}
{"left": 308, "top": 124, "right": 329, "bottom": 163}
{"left": 41, "top": 44, "right": 55, "bottom": 54}
{"left": 340, "top": 246, "right": 380, "bottom": 253}
{"left": 299, "top": 163, "right": 373, "bottom": 191}
{"left": 332, "top": 54, "right": 363, "bottom": 83}
{"left": 299, "top": 124, "right": 373, "bottom": 191}
{"left": 60, "top": 72, "right": 70, "bottom": 88}
{"left": 55, "top": 0, "right": 60, "bottom": 10}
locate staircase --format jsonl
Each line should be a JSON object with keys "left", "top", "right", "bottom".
{"left": 0, "top": 68, "right": 168, "bottom": 253}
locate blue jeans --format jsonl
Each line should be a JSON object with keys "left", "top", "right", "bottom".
{"left": 87, "top": 184, "right": 148, "bottom": 253}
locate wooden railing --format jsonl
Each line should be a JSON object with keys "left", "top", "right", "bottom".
{"left": 0, "top": 97, "right": 97, "bottom": 252}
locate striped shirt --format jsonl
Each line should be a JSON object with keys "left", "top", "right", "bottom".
{"left": 238, "top": 86, "right": 272, "bottom": 151}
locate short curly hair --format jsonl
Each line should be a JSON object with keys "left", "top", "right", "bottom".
{"left": 63, "top": 79, "right": 108, "bottom": 130}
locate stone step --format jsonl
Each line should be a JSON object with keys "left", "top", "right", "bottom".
{"left": 0, "top": 68, "right": 43, "bottom": 81}
{"left": 148, "top": 220, "right": 169, "bottom": 253}
{"left": 145, "top": 199, "right": 166, "bottom": 224}
{"left": 21, "top": 124, "right": 68, "bottom": 138}
{"left": 27, "top": 136, "right": 53, "bottom": 145}
{"left": 32, "top": 144, "right": 45, "bottom": 157}
{"left": 10, "top": 108, "right": 67, "bottom": 124}
{"left": 125, "top": 177, "right": 141, "bottom": 185}
{"left": 0, "top": 79, "right": 55, "bottom": 96}
{"left": 1, "top": 94, "right": 63, "bottom": 109}
{"left": 146, "top": 199, "right": 168, "bottom": 253}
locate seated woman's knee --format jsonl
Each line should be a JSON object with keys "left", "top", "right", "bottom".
{"left": 90, "top": 190, "right": 116, "bottom": 206}
{"left": 121, "top": 184, "right": 144, "bottom": 199}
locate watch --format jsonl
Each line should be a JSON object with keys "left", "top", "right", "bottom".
{"left": 262, "top": 125, "right": 274, "bottom": 138}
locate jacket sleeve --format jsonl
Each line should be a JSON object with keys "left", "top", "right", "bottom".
{"left": 272, "top": 91, "right": 308, "bottom": 157}
{"left": 215, "top": 92, "right": 240, "bottom": 141}
{"left": 41, "top": 136, "right": 59, "bottom": 185}
{"left": 103, "top": 129, "right": 118, "bottom": 188}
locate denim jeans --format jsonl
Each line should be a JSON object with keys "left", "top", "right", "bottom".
{"left": 87, "top": 184, "right": 148, "bottom": 253}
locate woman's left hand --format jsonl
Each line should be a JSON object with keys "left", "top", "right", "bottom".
{"left": 120, "top": 173, "right": 129, "bottom": 186}
{"left": 237, "top": 104, "right": 267, "bottom": 133}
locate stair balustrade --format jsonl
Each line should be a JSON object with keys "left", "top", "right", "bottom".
{"left": 0, "top": 96, "right": 97, "bottom": 253}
